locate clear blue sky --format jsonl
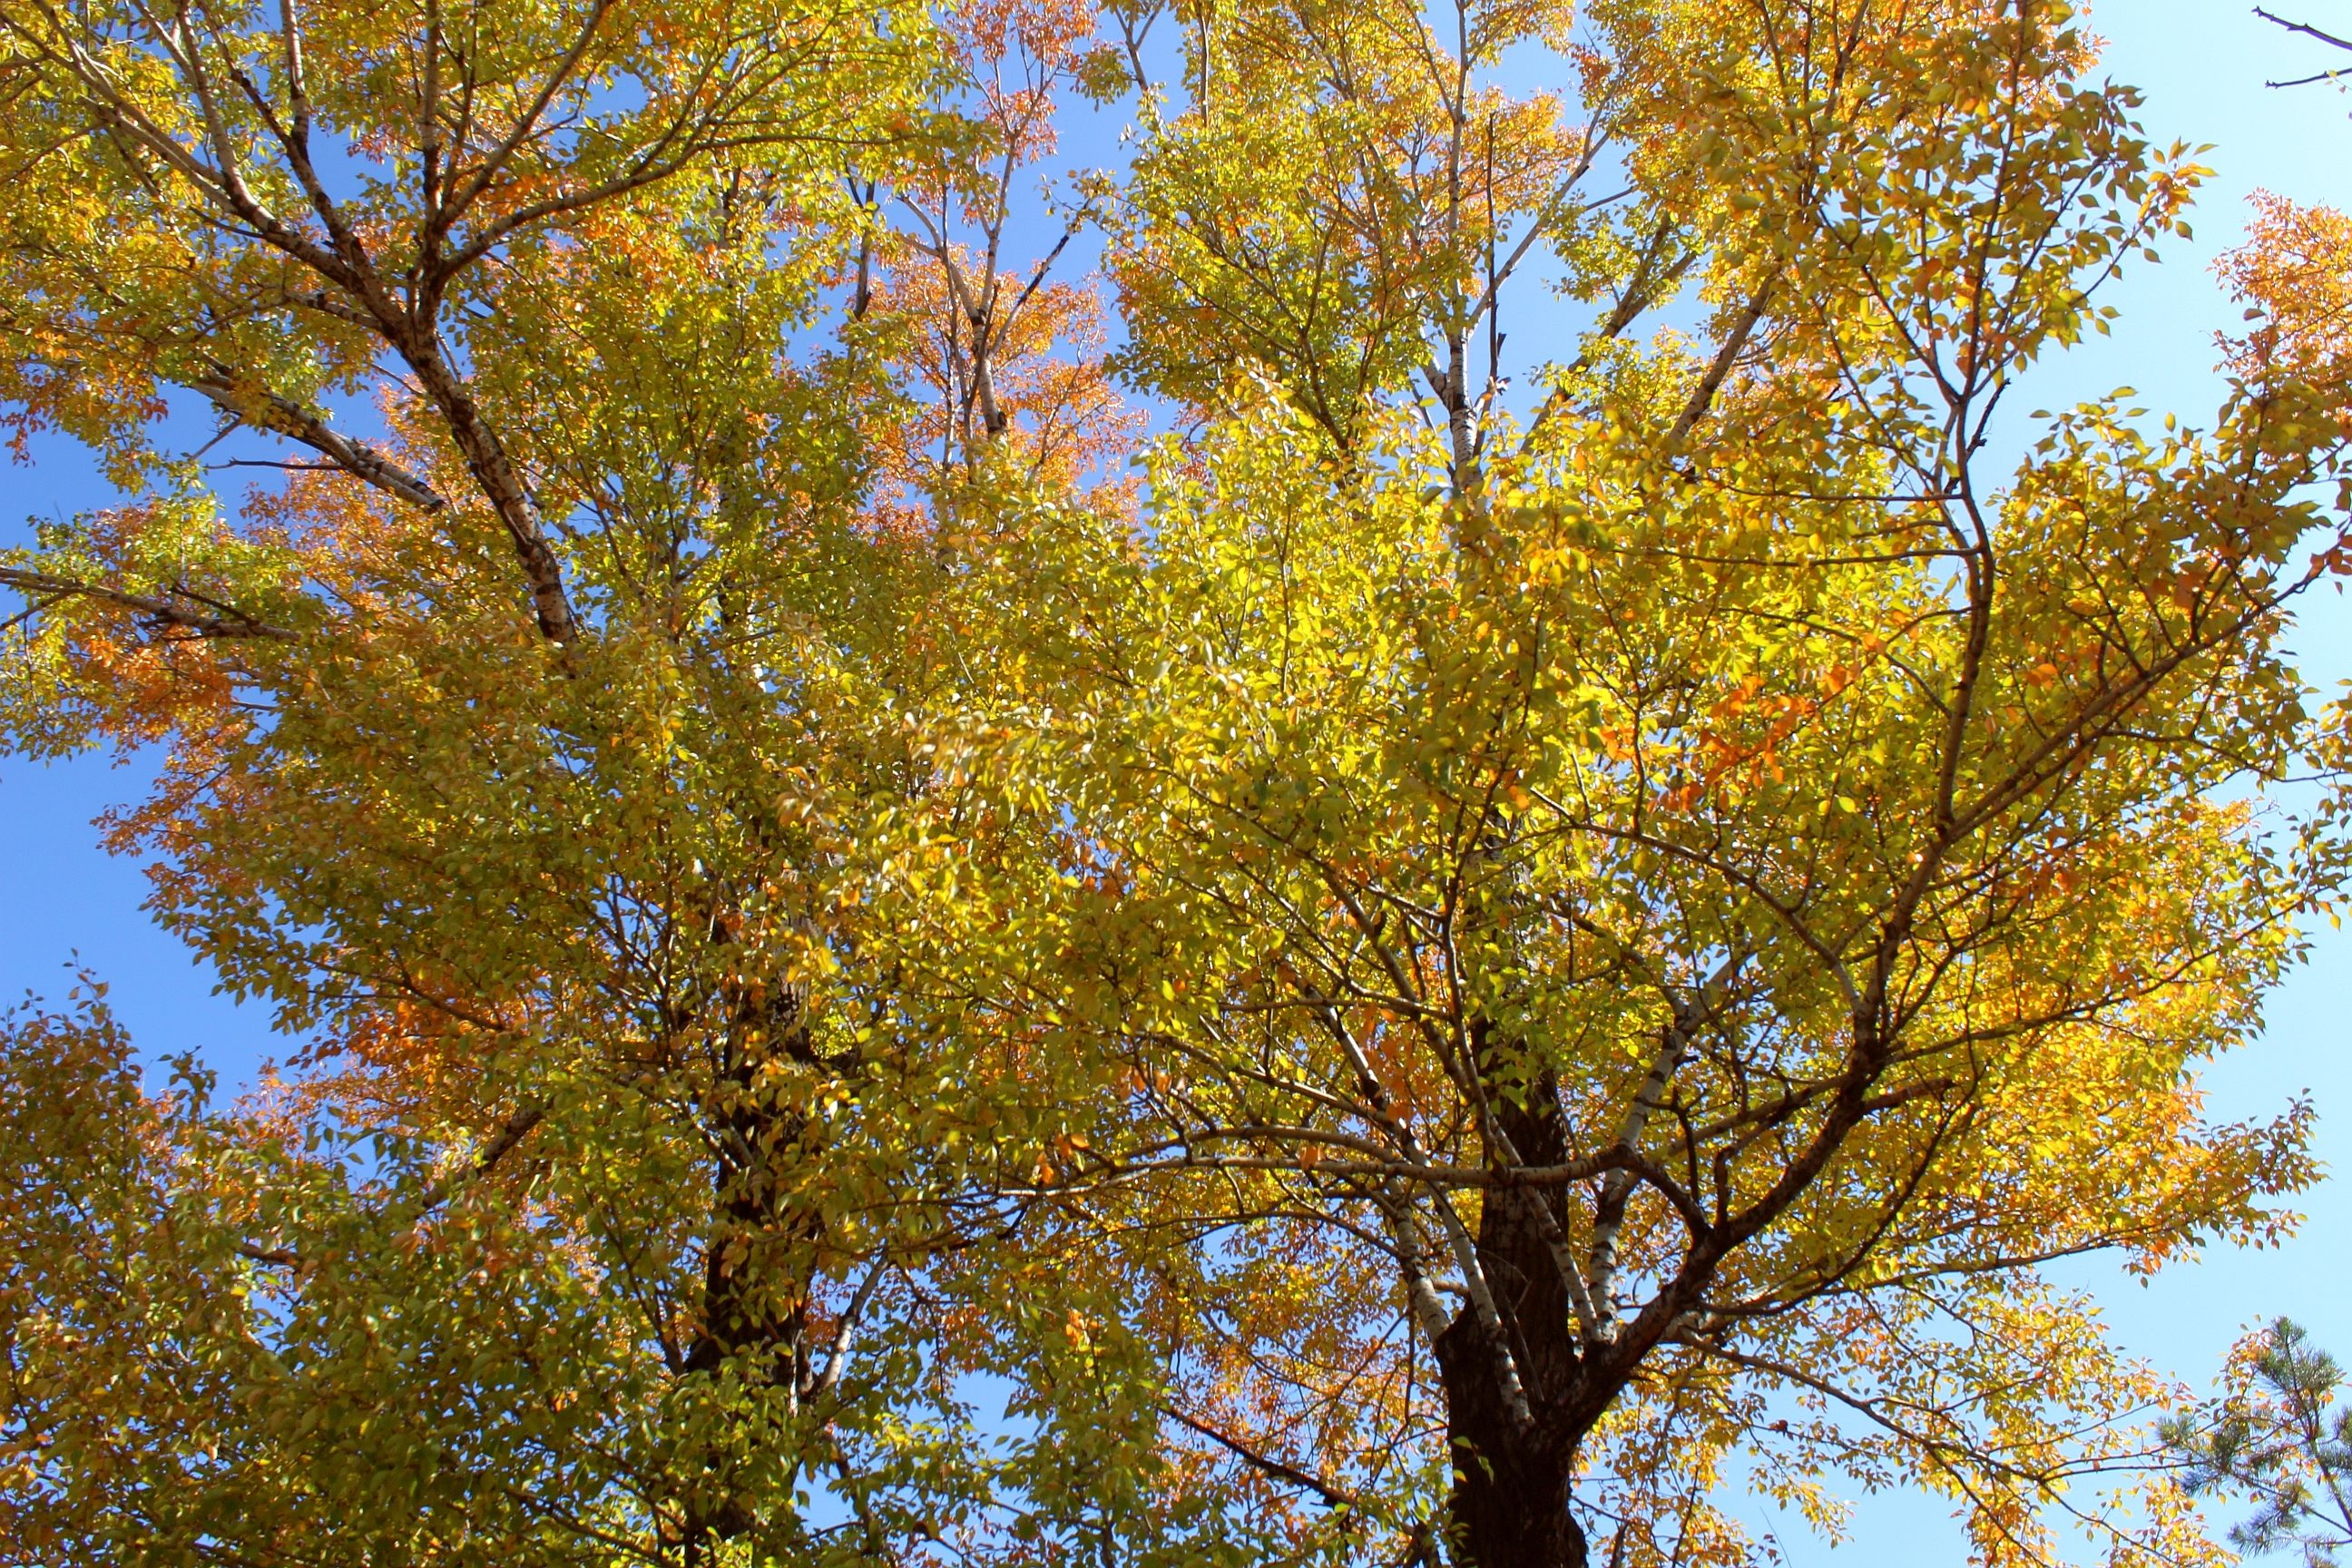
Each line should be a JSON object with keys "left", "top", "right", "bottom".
{"left": 1, "top": 0, "right": 2347, "bottom": 1558}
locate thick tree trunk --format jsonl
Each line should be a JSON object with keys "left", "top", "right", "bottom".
{"left": 1428, "top": 1081, "right": 1592, "bottom": 1568}
{"left": 1435, "top": 1314, "right": 1589, "bottom": 1568}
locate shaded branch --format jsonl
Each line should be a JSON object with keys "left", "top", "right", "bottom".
{"left": 185, "top": 370, "right": 448, "bottom": 513}
{"left": 0, "top": 565, "right": 298, "bottom": 641}
{"left": 1163, "top": 1403, "right": 1364, "bottom": 1511}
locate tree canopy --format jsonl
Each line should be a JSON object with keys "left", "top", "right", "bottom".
{"left": 2, "top": 0, "right": 2348, "bottom": 1564}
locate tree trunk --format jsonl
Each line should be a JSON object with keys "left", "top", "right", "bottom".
{"left": 1429, "top": 1081, "right": 1591, "bottom": 1568}
{"left": 1435, "top": 1313, "right": 1589, "bottom": 1567}
{"left": 677, "top": 975, "right": 825, "bottom": 1551}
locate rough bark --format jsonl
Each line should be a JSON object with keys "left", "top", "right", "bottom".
{"left": 1430, "top": 1088, "right": 1592, "bottom": 1568}
{"left": 1434, "top": 1316, "right": 1589, "bottom": 1568}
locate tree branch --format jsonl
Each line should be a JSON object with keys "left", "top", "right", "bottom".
{"left": 0, "top": 566, "right": 298, "bottom": 641}
{"left": 1163, "top": 1403, "right": 1363, "bottom": 1510}
{"left": 185, "top": 370, "right": 448, "bottom": 513}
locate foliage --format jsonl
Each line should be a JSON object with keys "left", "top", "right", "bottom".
{"left": 2164, "top": 1320, "right": 2352, "bottom": 1567}
{"left": 0, "top": 0, "right": 2347, "bottom": 1563}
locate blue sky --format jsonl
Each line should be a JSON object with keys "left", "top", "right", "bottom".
{"left": 2, "top": 0, "right": 2348, "bottom": 1558}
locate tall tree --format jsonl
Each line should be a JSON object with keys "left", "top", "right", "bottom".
{"left": 0, "top": 0, "right": 1211, "bottom": 1561}
{"left": 1, "top": 0, "right": 2347, "bottom": 1563}
{"left": 875, "top": 0, "right": 2352, "bottom": 1563}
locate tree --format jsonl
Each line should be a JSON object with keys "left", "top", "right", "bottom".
{"left": 869, "top": 0, "right": 2352, "bottom": 1563}
{"left": 0, "top": 0, "right": 1218, "bottom": 1561}
{"left": 2, "top": 0, "right": 2347, "bottom": 1565}
{"left": 2166, "top": 1319, "right": 2352, "bottom": 1566}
